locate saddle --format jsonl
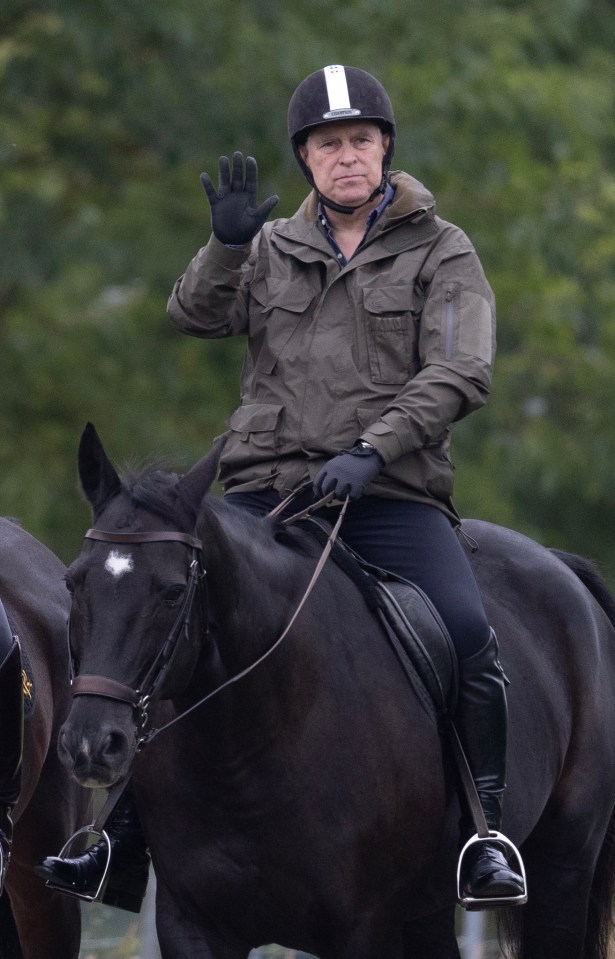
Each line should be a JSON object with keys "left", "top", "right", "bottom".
{"left": 374, "top": 577, "right": 458, "bottom": 720}
{"left": 301, "top": 518, "right": 458, "bottom": 720}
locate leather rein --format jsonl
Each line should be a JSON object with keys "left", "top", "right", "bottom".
{"left": 70, "top": 492, "right": 348, "bottom": 750}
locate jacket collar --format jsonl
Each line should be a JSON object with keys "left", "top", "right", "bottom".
{"left": 272, "top": 171, "right": 436, "bottom": 249}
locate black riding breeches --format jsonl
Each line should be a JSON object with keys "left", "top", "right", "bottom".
{"left": 0, "top": 601, "right": 13, "bottom": 662}
{"left": 225, "top": 491, "right": 491, "bottom": 660}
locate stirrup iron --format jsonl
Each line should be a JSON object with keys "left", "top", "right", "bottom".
{"left": 457, "top": 830, "right": 527, "bottom": 910}
{"left": 41, "top": 825, "right": 111, "bottom": 903}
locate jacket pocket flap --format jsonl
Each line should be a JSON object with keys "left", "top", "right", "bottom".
{"left": 252, "top": 277, "right": 315, "bottom": 314}
{"left": 228, "top": 404, "right": 282, "bottom": 434}
{"left": 363, "top": 285, "right": 409, "bottom": 315}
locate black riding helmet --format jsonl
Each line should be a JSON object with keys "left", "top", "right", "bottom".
{"left": 287, "top": 64, "right": 396, "bottom": 214}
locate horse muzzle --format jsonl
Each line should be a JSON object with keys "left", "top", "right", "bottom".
{"left": 58, "top": 703, "right": 137, "bottom": 788}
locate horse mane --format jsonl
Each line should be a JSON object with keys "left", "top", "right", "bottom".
{"left": 118, "top": 465, "right": 184, "bottom": 524}
{"left": 117, "top": 469, "right": 341, "bottom": 580}
{"left": 274, "top": 519, "right": 385, "bottom": 617}
{"left": 550, "top": 549, "right": 615, "bottom": 630}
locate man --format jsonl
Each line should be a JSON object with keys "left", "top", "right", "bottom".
{"left": 38, "top": 64, "right": 524, "bottom": 908}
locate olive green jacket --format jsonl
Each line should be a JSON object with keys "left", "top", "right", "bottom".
{"left": 168, "top": 171, "right": 495, "bottom": 519}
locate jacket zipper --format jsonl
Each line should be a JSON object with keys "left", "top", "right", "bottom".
{"left": 445, "top": 289, "right": 456, "bottom": 360}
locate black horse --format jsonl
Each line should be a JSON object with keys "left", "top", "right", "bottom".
{"left": 0, "top": 518, "right": 90, "bottom": 959}
{"left": 57, "top": 424, "right": 615, "bottom": 959}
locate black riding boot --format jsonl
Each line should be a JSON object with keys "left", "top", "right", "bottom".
{"left": 456, "top": 630, "right": 525, "bottom": 904}
{"left": 35, "top": 787, "right": 150, "bottom": 913}
{"left": 0, "top": 637, "right": 24, "bottom": 896}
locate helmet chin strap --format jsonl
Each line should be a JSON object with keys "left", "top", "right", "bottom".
{"left": 318, "top": 179, "right": 386, "bottom": 215}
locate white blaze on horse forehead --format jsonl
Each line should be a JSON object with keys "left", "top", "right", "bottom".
{"left": 104, "top": 549, "right": 135, "bottom": 579}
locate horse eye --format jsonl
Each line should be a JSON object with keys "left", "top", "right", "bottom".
{"left": 163, "top": 584, "right": 185, "bottom": 606}
{"left": 65, "top": 576, "right": 75, "bottom": 596}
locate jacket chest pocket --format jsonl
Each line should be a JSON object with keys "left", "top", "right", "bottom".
{"left": 363, "top": 286, "right": 418, "bottom": 385}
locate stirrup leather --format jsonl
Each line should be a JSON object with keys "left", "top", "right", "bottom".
{"left": 41, "top": 825, "right": 111, "bottom": 903}
{"left": 457, "top": 830, "right": 527, "bottom": 910}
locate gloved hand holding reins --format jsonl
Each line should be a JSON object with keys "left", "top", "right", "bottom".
{"left": 313, "top": 443, "right": 384, "bottom": 502}
{"left": 200, "top": 152, "right": 279, "bottom": 246}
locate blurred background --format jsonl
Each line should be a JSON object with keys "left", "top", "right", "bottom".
{"left": 2, "top": 0, "right": 615, "bottom": 585}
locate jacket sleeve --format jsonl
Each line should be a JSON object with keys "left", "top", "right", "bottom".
{"left": 167, "top": 235, "right": 254, "bottom": 338}
{"left": 360, "top": 239, "right": 496, "bottom": 464}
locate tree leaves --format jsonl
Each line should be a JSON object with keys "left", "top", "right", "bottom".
{"left": 1, "top": 0, "right": 615, "bottom": 582}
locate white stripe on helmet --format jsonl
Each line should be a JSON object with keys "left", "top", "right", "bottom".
{"left": 322, "top": 65, "right": 361, "bottom": 120}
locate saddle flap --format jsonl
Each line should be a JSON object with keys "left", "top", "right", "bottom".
{"left": 376, "top": 579, "right": 458, "bottom": 717}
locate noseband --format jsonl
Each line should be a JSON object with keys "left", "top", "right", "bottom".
{"left": 70, "top": 528, "right": 206, "bottom": 739}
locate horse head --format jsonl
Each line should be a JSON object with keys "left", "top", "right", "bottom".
{"left": 58, "top": 423, "right": 222, "bottom": 788}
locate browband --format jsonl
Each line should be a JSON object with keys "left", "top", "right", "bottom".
{"left": 85, "top": 529, "right": 202, "bottom": 550}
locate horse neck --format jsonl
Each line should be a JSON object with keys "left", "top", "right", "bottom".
{"left": 196, "top": 501, "right": 311, "bottom": 676}
{"left": 178, "top": 502, "right": 329, "bottom": 757}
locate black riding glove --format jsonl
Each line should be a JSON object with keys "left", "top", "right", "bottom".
{"left": 313, "top": 443, "right": 384, "bottom": 501}
{"left": 200, "top": 152, "right": 279, "bottom": 246}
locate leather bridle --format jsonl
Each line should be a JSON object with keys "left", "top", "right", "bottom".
{"left": 70, "top": 528, "right": 206, "bottom": 741}
{"left": 69, "top": 493, "right": 349, "bottom": 749}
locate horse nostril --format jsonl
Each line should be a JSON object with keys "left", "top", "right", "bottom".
{"left": 100, "top": 730, "right": 131, "bottom": 762}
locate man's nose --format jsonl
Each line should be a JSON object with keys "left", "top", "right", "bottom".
{"left": 338, "top": 141, "right": 357, "bottom": 162}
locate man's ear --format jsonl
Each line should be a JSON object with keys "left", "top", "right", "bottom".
{"left": 298, "top": 143, "right": 310, "bottom": 169}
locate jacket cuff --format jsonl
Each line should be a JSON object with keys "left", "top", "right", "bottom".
{"left": 359, "top": 423, "right": 403, "bottom": 464}
{"left": 205, "top": 233, "right": 252, "bottom": 266}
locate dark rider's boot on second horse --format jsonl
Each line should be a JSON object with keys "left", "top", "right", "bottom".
{"left": 0, "top": 628, "right": 24, "bottom": 897}
{"left": 35, "top": 787, "right": 151, "bottom": 913}
{"left": 456, "top": 629, "right": 527, "bottom": 908}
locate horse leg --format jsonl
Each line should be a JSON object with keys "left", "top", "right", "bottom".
{"left": 157, "top": 929, "right": 250, "bottom": 959}
{"left": 514, "top": 820, "right": 603, "bottom": 959}
{"left": 402, "top": 906, "right": 461, "bottom": 959}
{"left": 322, "top": 909, "right": 453, "bottom": 959}
{"left": 329, "top": 918, "right": 405, "bottom": 959}
{"left": 6, "top": 860, "right": 81, "bottom": 959}
{"left": 0, "top": 889, "right": 22, "bottom": 959}
{"left": 8, "top": 759, "right": 87, "bottom": 959}
{"left": 155, "top": 895, "right": 251, "bottom": 959}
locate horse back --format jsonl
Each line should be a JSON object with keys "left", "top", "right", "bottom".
{"left": 0, "top": 517, "right": 69, "bottom": 659}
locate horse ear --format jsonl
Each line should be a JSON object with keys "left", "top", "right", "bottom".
{"left": 78, "top": 422, "right": 122, "bottom": 515}
{"left": 177, "top": 434, "right": 227, "bottom": 519}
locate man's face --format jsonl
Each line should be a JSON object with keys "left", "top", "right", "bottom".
{"left": 299, "top": 120, "right": 389, "bottom": 208}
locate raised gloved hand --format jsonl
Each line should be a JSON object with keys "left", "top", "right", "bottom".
{"left": 313, "top": 443, "right": 384, "bottom": 501}
{"left": 200, "top": 152, "right": 279, "bottom": 246}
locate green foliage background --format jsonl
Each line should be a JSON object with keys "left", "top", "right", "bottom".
{"left": 2, "top": 0, "right": 615, "bottom": 585}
